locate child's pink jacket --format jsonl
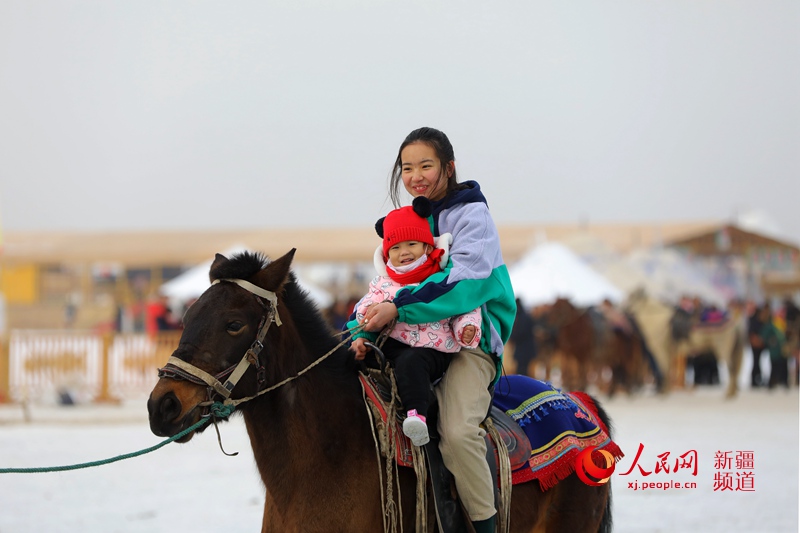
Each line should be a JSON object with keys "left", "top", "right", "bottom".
{"left": 352, "top": 236, "right": 482, "bottom": 353}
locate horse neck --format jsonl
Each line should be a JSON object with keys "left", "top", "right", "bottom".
{"left": 240, "top": 310, "right": 372, "bottom": 499}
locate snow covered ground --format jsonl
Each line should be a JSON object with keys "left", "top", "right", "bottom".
{"left": 0, "top": 370, "right": 797, "bottom": 532}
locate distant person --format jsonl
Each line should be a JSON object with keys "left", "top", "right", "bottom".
{"left": 326, "top": 299, "right": 352, "bottom": 331}
{"left": 699, "top": 304, "right": 727, "bottom": 325}
{"left": 509, "top": 298, "right": 536, "bottom": 376}
{"left": 63, "top": 293, "right": 78, "bottom": 329}
{"left": 747, "top": 301, "right": 766, "bottom": 387}
{"left": 783, "top": 296, "right": 800, "bottom": 386}
{"left": 761, "top": 305, "right": 789, "bottom": 389}
{"left": 146, "top": 294, "right": 176, "bottom": 335}
{"left": 784, "top": 296, "right": 800, "bottom": 328}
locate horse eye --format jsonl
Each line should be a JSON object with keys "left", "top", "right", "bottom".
{"left": 226, "top": 321, "right": 244, "bottom": 333}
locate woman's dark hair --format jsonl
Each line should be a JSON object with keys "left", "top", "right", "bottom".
{"left": 389, "top": 127, "right": 461, "bottom": 207}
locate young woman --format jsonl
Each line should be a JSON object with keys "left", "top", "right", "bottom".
{"left": 361, "top": 127, "right": 516, "bottom": 533}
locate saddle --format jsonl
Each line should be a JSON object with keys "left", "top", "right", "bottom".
{"left": 359, "top": 369, "right": 531, "bottom": 532}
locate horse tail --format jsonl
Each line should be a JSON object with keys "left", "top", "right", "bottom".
{"left": 595, "top": 396, "right": 615, "bottom": 533}
{"left": 571, "top": 392, "right": 614, "bottom": 438}
{"left": 572, "top": 392, "right": 615, "bottom": 533}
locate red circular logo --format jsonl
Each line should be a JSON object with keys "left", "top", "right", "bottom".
{"left": 574, "top": 446, "right": 616, "bottom": 486}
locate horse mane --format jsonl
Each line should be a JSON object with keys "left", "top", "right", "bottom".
{"left": 215, "top": 251, "right": 357, "bottom": 377}
{"left": 210, "top": 251, "right": 269, "bottom": 281}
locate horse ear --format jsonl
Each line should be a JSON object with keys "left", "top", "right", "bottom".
{"left": 209, "top": 253, "right": 230, "bottom": 282}
{"left": 375, "top": 217, "right": 385, "bottom": 238}
{"left": 253, "top": 248, "right": 296, "bottom": 292}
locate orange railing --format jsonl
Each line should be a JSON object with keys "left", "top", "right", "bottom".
{"left": 0, "top": 331, "right": 182, "bottom": 404}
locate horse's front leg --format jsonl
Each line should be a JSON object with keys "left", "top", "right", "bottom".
{"left": 725, "top": 337, "right": 744, "bottom": 399}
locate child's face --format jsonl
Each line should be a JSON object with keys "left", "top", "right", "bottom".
{"left": 400, "top": 142, "right": 453, "bottom": 201}
{"left": 388, "top": 241, "right": 430, "bottom": 266}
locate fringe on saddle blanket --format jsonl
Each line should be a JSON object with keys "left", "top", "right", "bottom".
{"left": 493, "top": 375, "right": 624, "bottom": 490}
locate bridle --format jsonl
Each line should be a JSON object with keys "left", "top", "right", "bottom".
{"left": 157, "top": 277, "right": 360, "bottom": 410}
{"left": 157, "top": 278, "right": 282, "bottom": 406}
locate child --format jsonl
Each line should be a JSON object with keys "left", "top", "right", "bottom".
{"left": 360, "top": 127, "right": 516, "bottom": 533}
{"left": 348, "top": 196, "right": 482, "bottom": 446}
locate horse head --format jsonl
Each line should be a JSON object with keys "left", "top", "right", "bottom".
{"left": 147, "top": 249, "right": 296, "bottom": 441}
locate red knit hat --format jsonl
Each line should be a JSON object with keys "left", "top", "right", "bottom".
{"left": 376, "top": 197, "right": 434, "bottom": 260}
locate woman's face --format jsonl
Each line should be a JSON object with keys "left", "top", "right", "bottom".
{"left": 400, "top": 142, "right": 453, "bottom": 201}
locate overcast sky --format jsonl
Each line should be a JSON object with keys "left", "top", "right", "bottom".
{"left": 1, "top": 1, "right": 798, "bottom": 243}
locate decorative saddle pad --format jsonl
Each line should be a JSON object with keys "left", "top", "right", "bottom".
{"left": 358, "top": 372, "right": 532, "bottom": 473}
{"left": 359, "top": 372, "right": 415, "bottom": 468}
{"left": 493, "top": 375, "right": 624, "bottom": 490}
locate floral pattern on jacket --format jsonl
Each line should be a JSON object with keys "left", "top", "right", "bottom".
{"left": 353, "top": 274, "right": 482, "bottom": 353}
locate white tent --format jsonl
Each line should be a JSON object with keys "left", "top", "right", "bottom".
{"left": 160, "top": 246, "right": 333, "bottom": 309}
{"left": 622, "top": 248, "right": 728, "bottom": 306}
{"left": 560, "top": 232, "right": 730, "bottom": 306}
{"left": 508, "top": 242, "right": 623, "bottom": 307}
{"left": 159, "top": 245, "right": 248, "bottom": 302}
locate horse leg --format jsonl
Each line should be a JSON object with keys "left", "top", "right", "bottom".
{"left": 670, "top": 343, "right": 688, "bottom": 390}
{"left": 607, "top": 335, "right": 629, "bottom": 397}
{"left": 564, "top": 355, "right": 579, "bottom": 391}
{"left": 259, "top": 457, "right": 413, "bottom": 532}
{"left": 553, "top": 352, "right": 566, "bottom": 389}
{"left": 561, "top": 354, "right": 579, "bottom": 391}
{"left": 543, "top": 354, "right": 552, "bottom": 382}
{"left": 507, "top": 481, "right": 552, "bottom": 533}
{"left": 540, "top": 475, "right": 610, "bottom": 532}
{"left": 725, "top": 334, "right": 744, "bottom": 398}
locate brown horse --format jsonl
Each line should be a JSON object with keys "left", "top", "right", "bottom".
{"left": 537, "top": 298, "right": 648, "bottom": 395}
{"left": 148, "top": 250, "right": 613, "bottom": 532}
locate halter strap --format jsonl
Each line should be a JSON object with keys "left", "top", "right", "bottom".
{"left": 212, "top": 278, "right": 282, "bottom": 326}
{"left": 158, "top": 277, "right": 282, "bottom": 401}
{"left": 163, "top": 356, "right": 234, "bottom": 398}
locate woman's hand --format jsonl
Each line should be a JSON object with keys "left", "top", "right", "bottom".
{"left": 362, "top": 302, "right": 399, "bottom": 332}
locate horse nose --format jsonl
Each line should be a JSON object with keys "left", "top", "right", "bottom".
{"left": 148, "top": 391, "right": 182, "bottom": 436}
